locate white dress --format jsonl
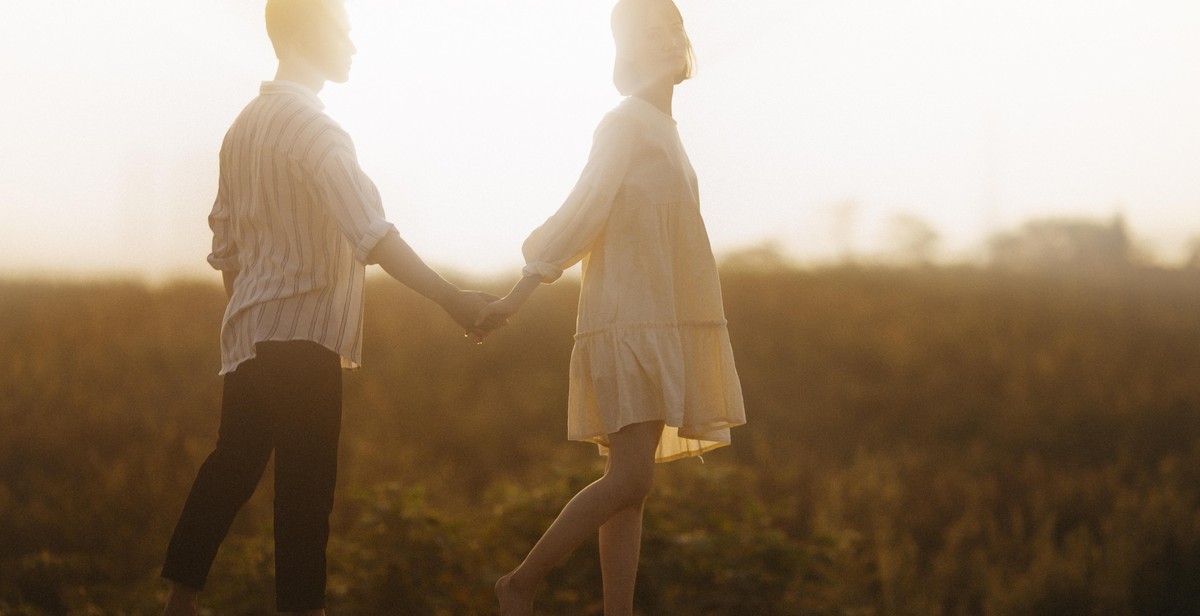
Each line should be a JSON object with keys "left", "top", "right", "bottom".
{"left": 522, "top": 96, "right": 746, "bottom": 462}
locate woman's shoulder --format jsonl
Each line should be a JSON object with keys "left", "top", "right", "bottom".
{"left": 600, "top": 97, "right": 680, "bottom": 141}
{"left": 593, "top": 99, "right": 646, "bottom": 144}
{"left": 607, "top": 97, "right": 656, "bottom": 125}
{"left": 590, "top": 108, "right": 638, "bottom": 146}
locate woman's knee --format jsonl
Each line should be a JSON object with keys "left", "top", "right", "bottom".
{"left": 627, "top": 473, "right": 654, "bottom": 504}
{"left": 605, "top": 465, "right": 655, "bottom": 507}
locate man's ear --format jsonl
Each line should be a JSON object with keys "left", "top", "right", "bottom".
{"left": 285, "top": 35, "right": 320, "bottom": 66}
{"left": 274, "top": 35, "right": 300, "bottom": 62}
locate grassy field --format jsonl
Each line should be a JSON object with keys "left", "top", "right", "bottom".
{"left": 1, "top": 266, "right": 1199, "bottom": 615}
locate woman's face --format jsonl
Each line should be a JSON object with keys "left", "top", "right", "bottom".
{"left": 627, "top": 3, "right": 689, "bottom": 87}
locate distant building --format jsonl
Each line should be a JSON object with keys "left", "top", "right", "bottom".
{"left": 987, "top": 215, "right": 1139, "bottom": 272}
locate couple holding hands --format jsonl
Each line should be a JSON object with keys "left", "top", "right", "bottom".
{"left": 162, "top": 0, "right": 745, "bottom": 614}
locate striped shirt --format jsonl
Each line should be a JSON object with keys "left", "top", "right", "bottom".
{"left": 207, "top": 81, "right": 397, "bottom": 375}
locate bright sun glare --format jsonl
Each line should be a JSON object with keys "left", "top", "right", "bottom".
{"left": 326, "top": 1, "right": 623, "bottom": 277}
{"left": 0, "top": 0, "right": 1198, "bottom": 278}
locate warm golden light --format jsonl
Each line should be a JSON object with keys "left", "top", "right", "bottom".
{"left": 1, "top": 0, "right": 1198, "bottom": 278}
{"left": 4, "top": 3, "right": 1200, "bottom": 614}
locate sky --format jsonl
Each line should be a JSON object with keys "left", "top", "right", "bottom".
{"left": 2, "top": 0, "right": 1198, "bottom": 281}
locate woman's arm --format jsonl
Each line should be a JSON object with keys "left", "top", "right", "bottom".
{"left": 477, "top": 112, "right": 633, "bottom": 328}
{"left": 222, "top": 270, "right": 239, "bottom": 299}
{"left": 475, "top": 274, "right": 541, "bottom": 327}
{"left": 519, "top": 112, "right": 633, "bottom": 284}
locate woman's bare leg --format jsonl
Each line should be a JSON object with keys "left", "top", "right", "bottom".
{"left": 599, "top": 499, "right": 646, "bottom": 616}
{"left": 496, "top": 421, "right": 663, "bottom": 616}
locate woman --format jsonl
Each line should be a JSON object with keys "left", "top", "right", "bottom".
{"left": 479, "top": 1, "right": 746, "bottom": 613}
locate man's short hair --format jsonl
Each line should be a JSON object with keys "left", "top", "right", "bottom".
{"left": 265, "top": 0, "right": 345, "bottom": 59}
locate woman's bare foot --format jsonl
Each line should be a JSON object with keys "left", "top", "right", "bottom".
{"left": 495, "top": 571, "right": 535, "bottom": 616}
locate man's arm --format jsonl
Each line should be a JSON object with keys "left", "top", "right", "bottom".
{"left": 302, "top": 133, "right": 499, "bottom": 338}
{"left": 368, "top": 231, "right": 497, "bottom": 338}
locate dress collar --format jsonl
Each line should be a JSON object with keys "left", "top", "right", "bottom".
{"left": 622, "top": 95, "right": 677, "bottom": 126}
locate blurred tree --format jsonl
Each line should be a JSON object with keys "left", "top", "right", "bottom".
{"left": 987, "top": 214, "right": 1142, "bottom": 272}
{"left": 831, "top": 199, "right": 860, "bottom": 264}
{"left": 718, "top": 240, "right": 793, "bottom": 272}
{"left": 883, "top": 212, "right": 939, "bottom": 266}
{"left": 1185, "top": 235, "right": 1200, "bottom": 269}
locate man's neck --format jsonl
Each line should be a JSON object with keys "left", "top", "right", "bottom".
{"left": 274, "top": 62, "right": 325, "bottom": 94}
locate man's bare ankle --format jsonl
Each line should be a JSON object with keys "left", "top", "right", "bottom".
{"left": 162, "top": 582, "right": 199, "bottom": 616}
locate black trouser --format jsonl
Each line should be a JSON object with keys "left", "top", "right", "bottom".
{"left": 163, "top": 340, "right": 342, "bottom": 612}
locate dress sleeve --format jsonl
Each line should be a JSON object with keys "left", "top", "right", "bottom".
{"left": 521, "top": 112, "right": 634, "bottom": 283}
{"left": 305, "top": 127, "right": 398, "bottom": 265}
{"left": 206, "top": 147, "right": 239, "bottom": 271}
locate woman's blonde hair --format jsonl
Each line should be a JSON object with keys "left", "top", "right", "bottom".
{"left": 611, "top": 0, "right": 696, "bottom": 96}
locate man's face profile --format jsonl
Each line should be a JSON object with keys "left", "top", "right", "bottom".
{"left": 302, "top": 5, "right": 355, "bottom": 84}
{"left": 270, "top": 0, "right": 356, "bottom": 85}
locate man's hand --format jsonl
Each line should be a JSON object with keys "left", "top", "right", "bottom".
{"left": 442, "top": 290, "right": 505, "bottom": 341}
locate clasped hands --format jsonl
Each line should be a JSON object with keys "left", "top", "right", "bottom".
{"left": 442, "top": 289, "right": 522, "bottom": 343}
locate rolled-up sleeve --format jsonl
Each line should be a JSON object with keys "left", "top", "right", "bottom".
{"left": 521, "top": 113, "right": 633, "bottom": 283}
{"left": 206, "top": 163, "right": 239, "bottom": 271}
{"left": 308, "top": 132, "right": 398, "bottom": 265}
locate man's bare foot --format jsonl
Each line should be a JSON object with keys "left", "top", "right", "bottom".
{"left": 162, "top": 582, "right": 199, "bottom": 616}
{"left": 495, "top": 571, "right": 535, "bottom": 616}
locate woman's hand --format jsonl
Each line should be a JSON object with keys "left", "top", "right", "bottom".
{"left": 474, "top": 274, "right": 542, "bottom": 333}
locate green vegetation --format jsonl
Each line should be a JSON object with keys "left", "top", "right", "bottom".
{"left": 1, "top": 266, "right": 1198, "bottom": 615}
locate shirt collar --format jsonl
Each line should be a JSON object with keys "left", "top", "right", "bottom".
{"left": 260, "top": 80, "right": 325, "bottom": 110}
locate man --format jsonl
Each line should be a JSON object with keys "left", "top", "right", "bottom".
{"left": 161, "top": 1, "right": 500, "bottom": 614}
